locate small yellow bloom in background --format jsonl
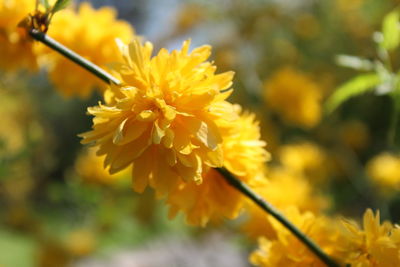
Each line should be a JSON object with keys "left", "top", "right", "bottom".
{"left": 242, "top": 167, "right": 330, "bottom": 239}
{"left": 250, "top": 207, "right": 340, "bottom": 267}
{"left": 336, "top": 0, "right": 365, "bottom": 12}
{"left": 39, "top": 2, "right": 135, "bottom": 98}
{"left": 65, "top": 229, "right": 96, "bottom": 257}
{"left": 80, "top": 38, "right": 236, "bottom": 198}
{"left": 0, "top": 0, "right": 38, "bottom": 72}
{"left": 75, "top": 147, "right": 129, "bottom": 185}
{"left": 167, "top": 109, "right": 269, "bottom": 226}
{"left": 293, "top": 13, "right": 320, "bottom": 40}
{"left": 366, "top": 152, "right": 400, "bottom": 194}
{"left": 339, "top": 209, "right": 400, "bottom": 266}
{"left": 278, "top": 141, "right": 328, "bottom": 184}
{"left": 174, "top": 3, "right": 205, "bottom": 34}
{"left": 263, "top": 67, "right": 322, "bottom": 128}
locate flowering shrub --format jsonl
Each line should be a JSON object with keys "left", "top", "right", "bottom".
{"left": 2, "top": 0, "right": 400, "bottom": 266}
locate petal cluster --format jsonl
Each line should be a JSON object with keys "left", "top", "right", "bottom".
{"left": 80, "top": 38, "right": 236, "bottom": 198}
{"left": 167, "top": 109, "right": 269, "bottom": 226}
{"left": 0, "top": 0, "right": 37, "bottom": 71}
{"left": 263, "top": 67, "right": 322, "bottom": 128}
{"left": 339, "top": 209, "right": 400, "bottom": 266}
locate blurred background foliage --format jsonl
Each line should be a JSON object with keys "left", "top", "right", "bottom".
{"left": 1, "top": 0, "right": 400, "bottom": 266}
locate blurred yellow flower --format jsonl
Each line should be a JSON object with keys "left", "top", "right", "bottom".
{"left": 167, "top": 109, "right": 269, "bottom": 226}
{"left": 0, "top": 0, "right": 38, "bottom": 72}
{"left": 75, "top": 147, "right": 129, "bottom": 185}
{"left": 80, "top": 38, "right": 236, "bottom": 197}
{"left": 339, "top": 209, "right": 400, "bottom": 266}
{"left": 263, "top": 67, "right": 322, "bottom": 128}
{"left": 336, "top": 0, "right": 371, "bottom": 38}
{"left": 174, "top": 3, "right": 205, "bottom": 34}
{"left": 366, "top": 152, "right": 400, "bottom": 194}
{"left": 40, "top": 2, "right": 135, "bottom": 97}
{"left": 242, "top": 167, "right": 330, "bottom": 239}
{"left": 65, "top": 229, "right": 96, "bottom": 257}
{"left": 336, "top": 0, "right": 365, "bottom": 12}
{"left": 279, "top": 142, "right": 328, "bottom": 184}
{"left": 293, "top": 13, "right": 320, "bottom": 39}
{"left": 250, "top": 207, "right": 340, "bottom": 267}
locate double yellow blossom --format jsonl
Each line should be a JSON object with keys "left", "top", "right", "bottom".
{"left": 339, "top": 209, "right": 400, "bottom": 266}
{"left": 278, "top": 142, "right": 328, "bottom": 184}
{"left": 0, "top": 0, "right": 37, "bottom": 71}
{"left": 80, "top": 38, "right": 236, "bottom": 198}
{"left": 263, "top": 67, "right": 322, "bottom": 128}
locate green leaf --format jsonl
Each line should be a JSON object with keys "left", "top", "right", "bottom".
{"left": 51, "top": 0, "right": 71, "bottom": 13}
{"left": 382, "top": 9, "right": 400, "bottom": 51}
{"left": 39, "top": 0, "right": 50, "bottom": 9}
{"left": 325, "top": 73, "right": 381, "bottom": 113}
{"left": 335, "top": 54, "right": 374, "bottom": 71}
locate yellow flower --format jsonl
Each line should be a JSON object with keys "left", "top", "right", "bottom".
{"left": 167, "top": 109, "right": 269, "bottom": 226}
{"left": 65, "top": 229, "right": 96, "bottom": 257}
{"left": 80, "top": 38, "right": 236, "bottom": 197}
{"left": 336, "top": 0, "right": 365, "bottom": 12}
{"left": 263, "top": 67, "right": 322, "bottom": 128}
{"left": 242, "top": 167, "right": 330, "bottom": 239}
{"left": 41, "top": 3, "right": 135, "bottom": 97}
{"left": 250, "top": 207, "right": 340, "bottom": 267}
{"left": 75, "top": 147, "right": 128, "bottom": 185}
{"left": 278, "top": 142, "right": 328, "bottom": 184}
{"left": 0, "top": 0, "right": 38, "bottom": 72}
{"left": 339, "top": 209, "right": 400, "bottom": 266}
{"left": 174, "top": 3, "right": 205, "bottom": 34}
{"left": 293, "top": 13, "right": 320, "bottom": 39}
{"left": 221, "top": 108, "right": 270, "bottom": 179}
{"left": 366, "top": 152, "right": 400, "bottom": 194}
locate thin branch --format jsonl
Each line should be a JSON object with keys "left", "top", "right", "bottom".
{"left": 216, "top": 168, "right": 339, "bottom": 267}
{"left": 29, "top": 29, "right": 121, "bottom": 86}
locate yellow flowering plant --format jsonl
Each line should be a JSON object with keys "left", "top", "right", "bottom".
{"left": 11, "top": 1, "right": 400, "bottom": 267}
{"left": 20, "top": 5, "right": 339, "bottom": 266}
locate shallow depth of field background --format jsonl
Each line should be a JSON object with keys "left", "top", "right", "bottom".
{"left": 1, "top": 0, "right": 399, "bottom": 266}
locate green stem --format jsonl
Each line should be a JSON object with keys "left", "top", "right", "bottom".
{"left": 29, "top": 29, "right": 120, "bottom": 85}
{"left": 31, "top": 30, "right": 339, "bottom": 267}
{"left": 217, "top": 168, "right": 339, "bottom": 267}
{"left": 388, "top": 100, "right": 398, "bottom": 146}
